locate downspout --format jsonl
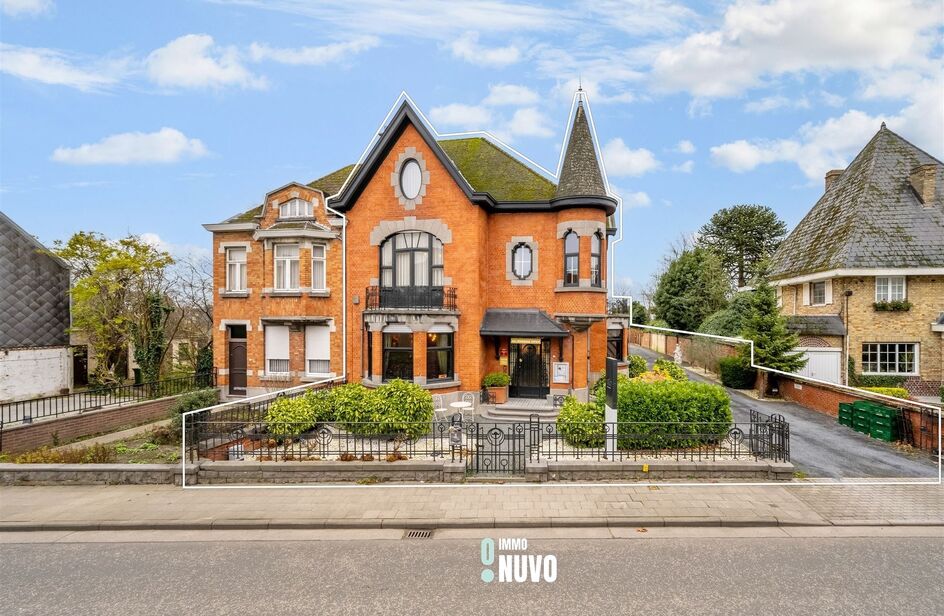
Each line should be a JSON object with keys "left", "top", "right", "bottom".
{"left": 843, "top": 289, "right": 852, "bottom": 386}
{"left": 326, "top": 205, "right": 347, "bottom": 381}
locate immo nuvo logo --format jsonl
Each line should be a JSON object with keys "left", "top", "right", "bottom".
{"left": 480, "top": 538, "right": 557, "bottom": 583}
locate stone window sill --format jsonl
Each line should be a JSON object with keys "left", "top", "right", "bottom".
{"left": 259, "top": 374, "right": 294, "bottom": 382}
{"left": 266, "top": 291, "right": 303, "bottom": 298}
{"left": 221, "top": 291, "right": 250, "bottom": 298}
{"left": 555, "top": 286, "right": 608, "bottom": 293}
{"left": 424, "top": 379, "right": 461, "bottom": 390}
{"left": 301, "top": 373, "right": 336, "bottom": 382}
{"left": 308, "top": 290, "right": 331, "bottom": 298}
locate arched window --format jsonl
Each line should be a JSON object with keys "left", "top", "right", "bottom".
{"left": 511, "top": 243, "right": 533, "bottom": 280}
{"left": 378, "top": 231, "right": 445, "bottom": 308}
{"left": 563, "top": 231, "right": 579, "bottom": 287}
{"left": 590, "top": 232, "right": 602, "bottom": 287}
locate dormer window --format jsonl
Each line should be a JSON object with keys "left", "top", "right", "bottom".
{"left": 279, "top": 198, "right": 313, "bottom": 219}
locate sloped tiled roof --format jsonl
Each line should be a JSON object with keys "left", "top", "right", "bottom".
{"left": 439, "top": 137, "right": 556, "bottom": 201}
{"left": 555, "top": 102, "right": 607, "bottom": 199}
{"left": 769, "top": 125, "right": 944, "bottom": 279}
{"left": 480, "top": 308, "right": 569, "bottom": 337}
{"left": 308, "top": 164, "right": 357, "bottom": 196}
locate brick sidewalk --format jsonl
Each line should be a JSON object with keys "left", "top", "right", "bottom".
{"left": 1, "top": 483, "right": 940, "bottom": 530}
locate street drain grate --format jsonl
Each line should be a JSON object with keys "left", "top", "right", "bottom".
{"left": 404, "top": 529, "right": 432, "bottom": 539}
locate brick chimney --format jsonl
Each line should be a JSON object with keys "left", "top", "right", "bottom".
{"left": 909, "top": 163, "right": 937, "bottom": 206}
{"left": 824, "top": 169, "right": 844, "bottom": 190}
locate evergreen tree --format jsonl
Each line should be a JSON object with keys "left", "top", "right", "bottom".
{"left": 653, "top": 248, "right": 729, "bottom": 331}
{"left": 741, "top": 273, "right": 806, "bottom": 372}
{"left": 697, "top": 204, "right": 788, "bottom": 287}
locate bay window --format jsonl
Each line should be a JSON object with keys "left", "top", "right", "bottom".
{"left": 382, "top": 332, "right": 413, "bottom": 381}
{"left": 311, "top": 244, "right": 326, "bottom": 291}
{"left": 274, "top": 244, "right": 300, "bottom": 290}
{"left": 426, "top": 331, "right": 454, "bottom": 382}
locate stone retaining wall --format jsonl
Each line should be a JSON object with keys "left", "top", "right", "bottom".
{"left": 529, "top": 459, "right": 794, "bottom": 482}
{"left": 0, "top": 463, "right": 195, "bottom": 486}
{"left": 0, "top": 395, "right": 179, "bottom": 455}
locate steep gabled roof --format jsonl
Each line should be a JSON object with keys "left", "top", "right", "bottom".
{"left": 556, "top": 102, "right": 607, "bottom": 199}
{"left": 438, "top": 137, "right": 556, "bottom": 201}
{"left": 309, "top": 164, "right": 357, "bottom": 196}
{"left": 769, "top": 125, "right": 944, "bottom": 280}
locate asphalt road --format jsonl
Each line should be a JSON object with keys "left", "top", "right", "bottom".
{"left": 1, "top": 530, "right": 941, "bottom": 615}
{"left": 630, "top": 345, "right": 937, "bottom": 478}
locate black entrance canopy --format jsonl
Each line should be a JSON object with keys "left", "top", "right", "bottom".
{"left": 479, "top": 308, "right": 569, "bottom": 337}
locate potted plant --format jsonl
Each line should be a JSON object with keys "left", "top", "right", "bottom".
{"left": 482, "top": 371, "right": 510, "bottom": 404}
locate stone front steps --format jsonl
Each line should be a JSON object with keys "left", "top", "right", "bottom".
{"left": 480, "top": 399, "right": 559, "bottom": 422}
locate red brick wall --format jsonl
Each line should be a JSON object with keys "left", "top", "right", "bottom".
{"left": 0, "top": 396, "right": 178, "bottom": 455}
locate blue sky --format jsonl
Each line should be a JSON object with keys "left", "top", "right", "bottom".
{"left": 1, "top": 0, "right": 942, "bottom": 296}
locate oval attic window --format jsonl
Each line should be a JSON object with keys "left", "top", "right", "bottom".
{"left": 400, "top": 159, "right": 422, "bottom": 199}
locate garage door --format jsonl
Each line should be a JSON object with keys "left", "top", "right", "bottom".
{"left": 795, "top": 348, "right": 842, "bottom": 384}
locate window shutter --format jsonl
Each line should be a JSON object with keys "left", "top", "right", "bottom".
{"left": 776, "top": 286, "right": 783, "bottom": 308}
{"left": 305, "top": 325, "right": 330, "bottom": 361}
{"left": 265, "top": 326, "right": 290, "bottom": 360}
{"left": 824, "top": 279, "right": 833, "bottom": 305}
{"left": 802, "top": 283, "right": 810, "bottom": 306}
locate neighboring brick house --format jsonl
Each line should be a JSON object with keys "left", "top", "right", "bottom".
{"left": 0, "top": 211, "right": 72, "bottom": 401}
{"left": 769, "top": 124, "right": 943, "bottom": 396}
{"left": 205, "top": 95, "right": 619, "bottom": 404}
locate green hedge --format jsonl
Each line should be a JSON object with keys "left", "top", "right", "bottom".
{"left": 626, "top": 355, "right": 648, "bottom": 378}
{"left": 615, "top": 378, "right": 731, "bottom": 448}
{"left": 653, "top": 359, "right": 687, "bottom": 381}
{"left": 555, "top": 396, "right": 604, "bottom": 447}
{"left": 482, "top": 372, "right": 510, "bottom": 387}
{"left": 859, "top": 386, "right": 910, "bottom": 400}
{"left": 719, "top": 356, "right": 757, "bottom": 389}
{"left": 169, "top": 388, "right": 219, "bottom": 437}
{"left": 263, "top": 381, "right": 433, "bottom": 440}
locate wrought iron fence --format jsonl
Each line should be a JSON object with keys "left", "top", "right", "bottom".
{"left": 364, "top": 285, "right": 458, "bottom": 310}
{"left": 748, "top": 409, "right": 791, "bottom": 462}
{"left": 0, "top": 371, "right": 216, "bottom": 427}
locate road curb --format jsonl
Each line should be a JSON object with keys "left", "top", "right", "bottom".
{"left": 2, "top": 517, "right": 941, "bottom": 532}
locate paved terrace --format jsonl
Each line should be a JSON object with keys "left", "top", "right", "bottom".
{"left": 1, "top": 483, "right": 941, "bottom": 531}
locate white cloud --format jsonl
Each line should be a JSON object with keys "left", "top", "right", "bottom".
{"left": 51, "top": 128, "right": 209, "bottom": 165}
{"left": 613, "top": 188, "right": 651, "bottom": 208}
{"left": 449, "top": 31, "right": 521, "bottom": 67}
{"left": 147, "top": 34, "right": 266, "bottom": 90}
{"left": 602, "top": 138, "right": 660, "bottom": 177}
{"left": 652, "top": 0, "right": 942, "bottom": 98}
{"left": 743, "top": 95, "right": 810, "bottom": 113}
{"left": 581, "top": 0, "right": 697, "bottom": 35}
{"left": 482, "top": 84, "right": 539, "bottom": 106}
{"left": 248, "top": 36, "right": 378, "bottom": 65}
{"left": 506, "top": 107, "right": 553, "bottom": 138}
{"left": 675, "top": 139, "right": 695, "bottom": 154}
{"left": 1, "top": 0, "right": 52, "bottom": 17}
{"left": 141, "top": 232, "right": 211, "bottom": 260}
{"left": 820, "top": 91, "right": 845, "bottom": 107}
{"left": 672, "top": 160, "right": 694, "bottom": 173}
{"left": 429, "top": 103, "right": 493, "bottom": 128}
{"left": 0, "top": 43, "right": 124, "bottom": 91}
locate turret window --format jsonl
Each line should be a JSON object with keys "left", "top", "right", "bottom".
{"left": 563, "top": 231, "right": 579, "bottom": 286}
{"left": 590, "top": 232, "right": 602, "bottom": 287}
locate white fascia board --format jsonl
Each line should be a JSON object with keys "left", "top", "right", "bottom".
{"left": 772, "top": 267, "right": 944, "bottom": 286}
{"left": 203, "top": 223, "right": 258, "bottom": 232}
{"left": 253, "top": 228, "right": 337, "bottom": 241}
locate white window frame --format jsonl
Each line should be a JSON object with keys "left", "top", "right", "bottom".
{"left": 810, "top": 281, "right": 827, "bottom": 306}
{"left": 875, "top": 276, "right": 906, "bottom": 302}
{"left": 274, "top": 244, "right": 300, "bottom": 291}
{"left": 511, "top": 243, "right": 533, "bottom": 280}
{"left": 311, "top": 244, "right": 327, "bottom": 291}
{"left": 305, "top": 325, "right": 332, "bottom": 376}
{"left": 225, "top": 247, "right": 247, "bottom": 292}
{"left": 861, "top": 342, "right": 919, "bottom": 376}
{"left": 264, "top": 325, "right": 290, "bottom": 375}
{"left": 279, "top": 198, "right": 312, "bottom": 219}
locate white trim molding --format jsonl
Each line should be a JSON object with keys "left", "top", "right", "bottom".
{"left": 774, "top": 267, "right": 944, "bottom": 286}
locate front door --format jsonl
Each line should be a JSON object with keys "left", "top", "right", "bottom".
{"left": 228, "top": 338, "right": 247, "bottom": 396}
{"left": 509, "top": 339, "right": 549, "bottom": 398}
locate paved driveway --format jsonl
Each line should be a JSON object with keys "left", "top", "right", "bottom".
{"left": 630, "top": 345, "right": 938, "bottom": 479}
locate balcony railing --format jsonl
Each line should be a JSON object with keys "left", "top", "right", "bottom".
{"left": 365, "top": 285, "right": 457, "bottom": 311}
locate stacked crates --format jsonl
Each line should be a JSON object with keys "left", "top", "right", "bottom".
{"left": 838, "top": 401, "right": 900, "bottom": 442}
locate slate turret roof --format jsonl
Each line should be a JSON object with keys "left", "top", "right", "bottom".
{"left": 769, "top": 125, "right": 944, "bottom": 280}
{"left": 555, "top": 102, "right": 607, "bottom": 199}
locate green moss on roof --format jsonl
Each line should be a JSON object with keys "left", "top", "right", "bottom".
{"left": 438, "top": 137, "right": 556, "bottom": 201}
{"left": 308, "top": 164, "right": 356, "bottom": 196}
{"left": 227, "top": 205, "right": 262, "bottom": 223}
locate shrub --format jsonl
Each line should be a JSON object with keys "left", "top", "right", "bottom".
{"left": 265, "top": 390, "right": 330, "bottom": 436}
{"left": 859, "top": 387, "right": 910, "bottom": 400}
{"left": 626, "top": 355, "right": 648, "bottom": 378}
{"left": 169, "top": 388, "right": 220, "bottom": 436}
{"left": 719, "top": 356, "right": 757, "bottom": 389}
{"left": 615, "top": 378, "right": 732, "bottom": 448}
{"left": 15, "top": 443, "right": 115, "bottom": 464}
{"left": 372, "top": 379, "right": 434, "bottom": 439}
{"left": 330, "top": 382, "right": 379, "bottom": 427}
{"left": 653, "top": 359, "right": 687, "bottom": 381}
{"left": 482, "top": 372, "right": 510, "bottom": 387}
{"left": 591, "top": 373, "right": 633, "bottom": 400}
{"left": 556, "top": 396, "right": 604, "bottom": 447}
{"left": 847, "top": 358, "right": 906, "bottom": 388}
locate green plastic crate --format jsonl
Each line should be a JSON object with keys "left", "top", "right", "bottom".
{"left": 838, "top": 415, "right": 853, "bottom": 427}
{"left": 870, "top": 426, "right": 897, "bottom": 442}
{"left": 839, "top": 402, "right": 854, "bottom": 414}
{"left": 853, "top": 422, "right": 871, "bottom": 434}
{"left": 870, "top": 416, "right": 895, "bottom": 428}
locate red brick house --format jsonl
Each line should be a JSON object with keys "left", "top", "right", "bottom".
{"left": 205, "top": 95, "right": 620, "bottom": 405}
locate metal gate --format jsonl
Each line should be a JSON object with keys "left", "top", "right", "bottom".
{"left": 509, "top": 340, "right": 550, "bottom": 399}
{"left": 465, "top": 420, "right": 528, "bottom": 474}
{"left": 749, "top": 409, "right": 790, "bottom": 462}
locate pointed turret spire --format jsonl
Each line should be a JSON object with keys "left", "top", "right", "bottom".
{"left": 555, "top": 99, "right": 607, "bottom": 199}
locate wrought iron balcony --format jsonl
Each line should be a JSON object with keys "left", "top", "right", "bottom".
{"left": 365, "top": 285, "right": 457, "bottom": 311}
